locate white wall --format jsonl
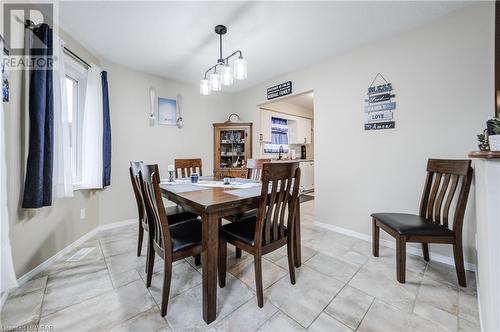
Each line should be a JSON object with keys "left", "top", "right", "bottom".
{"left": 98, "top": 62, "right": 232, "bottom": 225}
{"left": 232, "top": 3, "right": 495, "bottom": 264}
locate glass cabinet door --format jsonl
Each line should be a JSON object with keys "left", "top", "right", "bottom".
{"left": 219, "top": 128, "right": 247, "bottom": 169}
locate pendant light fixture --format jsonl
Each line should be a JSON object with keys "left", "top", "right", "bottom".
{"left": 200, "top": 25, "right": 247, "bottom": 95}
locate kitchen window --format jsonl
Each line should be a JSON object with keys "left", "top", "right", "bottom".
{"left": 264, "top": 117, "right": 289, "bottom": 153}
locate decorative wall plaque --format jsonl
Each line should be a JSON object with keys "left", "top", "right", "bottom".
{"left": 364, "top": 73, "right": 396, "bottom": 130}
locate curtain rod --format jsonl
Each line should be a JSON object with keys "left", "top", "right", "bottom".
{"left": 1, "top": 34, "right": 8, "bottom": 56}
{"left": 63, "top": 47, "right": 90, "bottom": 69}
{"left": 24, "top": 19, "right": 91, "bottom": 69}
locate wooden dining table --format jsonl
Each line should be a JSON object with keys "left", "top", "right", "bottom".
{"left": 160, "top": 178, "right": 302, "bottom": 324}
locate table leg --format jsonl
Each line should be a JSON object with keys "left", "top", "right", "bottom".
{"left": 202, "top": 213, "right": 219, "bottom": 324}
{"left": 294, "top": 200, "right": 302, "bottom": 267}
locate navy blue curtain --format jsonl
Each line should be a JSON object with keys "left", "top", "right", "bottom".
{"left": 101, "top": 71, "right": 111, "bottom": 187}
{"left": 22, "top": 24, "right": 54, "bottom": 208}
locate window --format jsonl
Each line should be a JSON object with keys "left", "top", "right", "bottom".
{"left": 264, "top": 117, "right": 289, "bottom": 153}
{"left": 64, "top": 54, "right": 87, "bottom": 187}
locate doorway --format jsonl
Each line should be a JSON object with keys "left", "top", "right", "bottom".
{"left": 256, "top": 90, "right": 315, "bottom": 194}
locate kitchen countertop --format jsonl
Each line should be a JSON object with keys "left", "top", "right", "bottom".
{"left": 270, "top": 159, "right": 314, "bottom": 163}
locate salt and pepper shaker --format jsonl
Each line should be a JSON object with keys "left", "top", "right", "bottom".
{"left": 167, "top": 164, "right": 175, "bottom": 182}
{"left": 223, "top": 177, "right": 231, "bottom": 185}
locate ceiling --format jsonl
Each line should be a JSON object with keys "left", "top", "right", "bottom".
{"left": 282, "top": 92, "right": 314, "bottom": 111}
{"left": 58, "top": 1, "right": 471, "bottom": 92}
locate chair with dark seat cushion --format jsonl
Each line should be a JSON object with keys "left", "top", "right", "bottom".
{"left": 129, "top": 161, "right": 198, "bottom": 258}
{"left": 169, "top": 219, "right": 202, "bottom": 253}
{"left": 225, "top": 158, "right": 271, "bottom": 258}
{"left": 139, "top": 164, "right": 203, "bottom": 317}
{"left": 218, "top": 162, "right": 301, "bottom": 308}
{"left": 371, "top": 159, "right": 473, "bottom": 287}
{"left": 371, "top": 213, "right": 455, "bottom": 237}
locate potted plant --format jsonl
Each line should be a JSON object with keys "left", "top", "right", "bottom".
{"left": 487, "top": 117, "right": 500, "bottom": 151}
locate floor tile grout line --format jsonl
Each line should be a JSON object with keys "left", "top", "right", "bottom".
{"left": 353, "top": 297, "right": 376, "bottom": 331}
{"left": 410, "top": 262, "right": 427, "bottom": 314}
{"left": 213, "top": 294, "right": 266, "bottom": 331}
{"left": 255, "top": 310, "right": 281, "bottom": 331}
{"left": 33, "top": 277, "right": 50, "bottom": 329}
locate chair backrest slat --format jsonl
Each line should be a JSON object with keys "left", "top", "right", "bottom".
{"left": 426, "top": 172, "right": 442, "bottom": 221}
{"left": 443, "top": 174, "right": 459, "bottom": 228}
{"left": 174, "top": 158, "right": 202, "bottom": 179}
{"left": 434, "top": 173, "right": 451, "bottom": 224}
{"left": 129, "top": 161, "right": 145, "bottom": 224}
{"left": 246, "top": 159, "right": 271, "bottom": 180}
{"left": 419, "top": 159, "right": 472, "bottom": 233}
{"left": 255, "top": 162, "right": 301, "bottom": 247}
{"left": 139, "top": 164, "right": 172, "bottom": 256}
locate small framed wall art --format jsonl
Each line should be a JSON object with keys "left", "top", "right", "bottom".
{"left": 158, "top": 97, "right": 177, "bottom": 126}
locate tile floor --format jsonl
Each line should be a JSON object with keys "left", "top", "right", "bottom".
{"left": 1, "top": 198, "right": 480, "bottom": 332}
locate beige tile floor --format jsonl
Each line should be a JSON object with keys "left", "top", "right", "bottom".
{"left": 1, "top": 198, "right": 481, "bottom": 332}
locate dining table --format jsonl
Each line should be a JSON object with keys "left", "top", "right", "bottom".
{"left": 159, "top": 177, "right": 302, "bottom": 324}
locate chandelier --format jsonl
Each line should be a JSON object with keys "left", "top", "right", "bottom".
{"left": 200, "top": 25, "right": 247, "bottom": 95}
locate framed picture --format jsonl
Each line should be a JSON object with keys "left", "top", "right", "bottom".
{"left": 158, "top": 97, "right": 177, "bottom": 125}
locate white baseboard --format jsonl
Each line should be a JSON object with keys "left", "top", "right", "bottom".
{"left": 15, "top": 218, "right": 138, "bottom": 288}
{"left": 97, "top": 219, "right": 136, "bottom": 232}
{"left": 314, "top": 220, "right": 476, "bottom": 272}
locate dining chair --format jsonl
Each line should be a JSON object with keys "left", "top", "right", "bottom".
{"left": 371, "top": 159, "right": 473, "bottom": 287}
{"left": 174, "top": 158, "right": 202, "bottom": 178}
{"left": 218, "top": 162, "right": 301, "bottom": 307}
{"left": 246, "top": 158, "right": 272, "bottom": 180}
{"left": 226, "top": 158, "right": 271, "bottom": 258}
{"left": 139, "top": 163, "right": 203, "bottom": 316}
{"left": 129, "top": 161, "right": 199, "bottom": 262}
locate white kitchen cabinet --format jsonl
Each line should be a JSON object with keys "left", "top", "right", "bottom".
{"left": 289, "top": 117, "right": 312, "bottom": 145}
{"left": 299, "top": 161, "right": 314, "bottom": 192}
{"left": 300, "top": 118, "right": 312, "bottom": 144}
{"left": 260, "top": 110, "right": 272, "bottom": 142}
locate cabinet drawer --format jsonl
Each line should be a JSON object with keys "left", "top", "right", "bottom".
{"left": 215, "top": 170, "right": 248, "bottom": 179}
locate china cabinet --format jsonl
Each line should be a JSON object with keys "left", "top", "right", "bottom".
{"left": 213, "top": 122, "right": 253, "bottom": 179}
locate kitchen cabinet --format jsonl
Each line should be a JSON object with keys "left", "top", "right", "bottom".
{"left": 289, "top": 118, "right": 312, "bottom": 145}
{"left": 260, "top": 110, "right": 272, "bottom": 143}
{"left": 213, "top": 122, "right": 253, "bottom": 179}
{"left": 299, "top": 161, "right": 314, "bottom": 192}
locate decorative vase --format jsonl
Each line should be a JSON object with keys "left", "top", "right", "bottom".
{"left": 489, "top": 134, "right": 500, "bottom": 151}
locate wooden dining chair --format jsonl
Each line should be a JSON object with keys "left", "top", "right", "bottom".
{"left": 227, "top": 158, "right": 271, "bottom": 258}
{"left": 218, "top": 162, "right": 301, "bottom": 307}
{"left": 246, "top": 158, "right": 271, "bottom": 180}
{"left": 371, "top": 159, "right": 473, "bottom": 287}
{"left": 139, "top": 164, "right": 203, "bottom": 317}
{"left": 129, "top": 161, "right": 199, "bottom": 263}
{"left": 174, "top": 158, "right": 202, "bottom": 178}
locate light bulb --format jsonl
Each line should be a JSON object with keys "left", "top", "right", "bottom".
{"left": 234, "top": 56, "right": 247, "bottom": 80}
{"left": 210, "top": 72, "right": 222, "bottom": 91}
{"left": 200, "top": 79, "right": 211, "bottom": 95}
{"left": 221, "top": 64, "right": 233, "bottom": 86}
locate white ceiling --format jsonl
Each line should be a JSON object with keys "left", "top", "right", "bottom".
{"left": 282, "top": 92, "right": 314, "bottom": 111}
{"left": 58, "top": 1, "right": 471, "bottom": 92}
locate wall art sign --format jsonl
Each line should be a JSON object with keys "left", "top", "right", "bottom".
{"left": 267, "top": 81, "right": 292, "bottom": 100}
{"left": 364, "top": 73, "right": 396, "bottom": 131}
{"left": 158, "top": 97, "right": 177, "bottom": 125}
